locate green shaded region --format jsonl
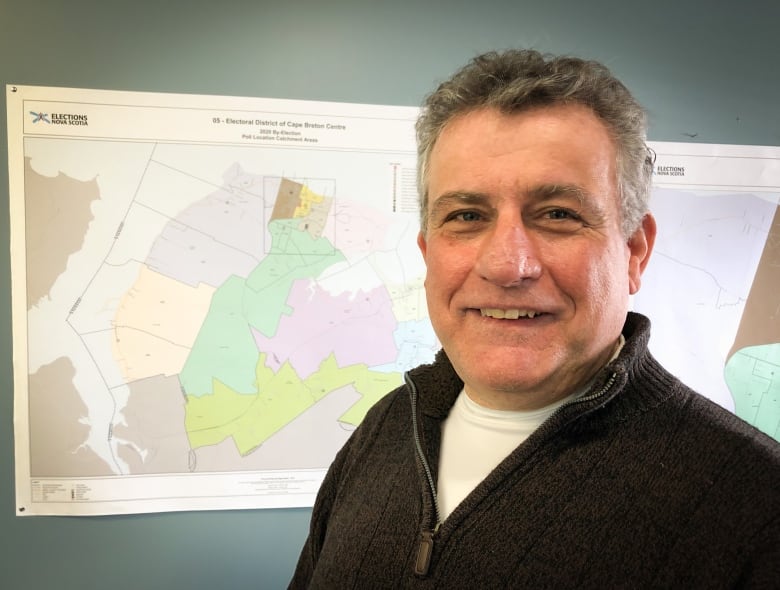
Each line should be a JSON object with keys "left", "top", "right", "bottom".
{"left": 244, "top": 219, "right": 343, "bottom": 336}
{"left": 185, "top": 353, "right": 401, "bottom": 455}
{"left": 179, "top": 275, "right": 262, "bottom": 396}
{"left": 724, "top": 344, "right": 780, "bottom": 441}
{"left": 180, "top": 219, "right": 344, "bottom": 397}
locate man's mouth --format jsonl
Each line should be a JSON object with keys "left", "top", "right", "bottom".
{"left": 480, "top": 308, "right": 543, "bottom": 319}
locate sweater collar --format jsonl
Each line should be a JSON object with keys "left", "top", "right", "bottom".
{"left": 407, "top": 311, "right": 661, "bottom": 420}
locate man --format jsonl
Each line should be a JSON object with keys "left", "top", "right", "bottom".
{"left": 290, "top": 50, "right": 780, "bottom": 588}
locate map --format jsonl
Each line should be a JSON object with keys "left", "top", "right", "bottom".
{"left": 635, "top": 183, "right": 779, "bottom": 434}
{"left": 9, "top": 86, "right": 430, "bottom": 515}
{"left": 7, "top": 86, "right": 780, "bottom": 516}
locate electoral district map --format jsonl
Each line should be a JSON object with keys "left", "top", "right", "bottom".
{"left": 7, "top": 85, "right": 780, "bottom": 516}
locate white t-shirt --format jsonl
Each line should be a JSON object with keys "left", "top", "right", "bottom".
{"left": 437, "top": 389, "right": 575, "bottom": 520}
{"left": 437, "top": 336, "right": 625, "bottom": 520}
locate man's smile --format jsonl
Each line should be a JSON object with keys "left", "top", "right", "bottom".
{"left": 479, "top": 308, "right": 545, "bottom": 319}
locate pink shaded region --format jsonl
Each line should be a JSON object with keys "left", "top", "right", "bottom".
{"left": 253, "top": 279, "right": 399, "bottom": 378}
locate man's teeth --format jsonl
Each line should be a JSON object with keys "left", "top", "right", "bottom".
{"left": 480, "top": 308, "right": 539, "bottom": 319}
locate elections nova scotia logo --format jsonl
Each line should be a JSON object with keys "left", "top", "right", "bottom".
{"left": 29, "top": 111, "right": 50, "bottom": 123}
{"left": 29, "top": 110, "right": 89, "bottom": 126}
{"left": 653, "top": 163, "right": 686, "bottom": 177}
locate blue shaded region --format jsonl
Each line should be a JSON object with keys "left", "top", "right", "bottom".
{"left": 371, "top": 319, "right": 439, "bottom": 373}
{"left": 725, "top": 343, "right": 780, "bottom": 442}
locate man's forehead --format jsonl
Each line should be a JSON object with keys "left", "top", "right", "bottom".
{"left": 430, "top": 105, "right": 616, "bottom": 161}
{"left": 427, "top": 105, "right": 618, "bottom": 201}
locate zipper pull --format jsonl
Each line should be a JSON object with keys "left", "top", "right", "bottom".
{"left": 415, "top": 530, "right": 435, "bottom": 575}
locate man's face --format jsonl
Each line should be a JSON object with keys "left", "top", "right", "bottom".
{"left": 418, "top": 105, "right": 654, "bottom": 410}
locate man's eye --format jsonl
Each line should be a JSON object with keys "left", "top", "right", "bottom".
{"left": 450, "top": 210, "right": 482, "bottom": 222}
{"left": 545, "top": 208, "right": 579, "bottom": 220}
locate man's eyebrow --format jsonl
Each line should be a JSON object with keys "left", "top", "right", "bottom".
{"left": 527, "top": 183, "right": 591, "bottom": 204}
{"left": 428, "top": 191, "right": 491, "bottom": 218}
{"left": 529, "top": 183, "right": 611, "bottom": 222}
{"left": 430, "top": 185, "right": 592, "bottom": 210}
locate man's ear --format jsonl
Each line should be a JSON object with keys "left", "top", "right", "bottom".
{"left": 417, "top": 231, "right": 428, "bottom": 261}
{"left": 627, "top": 213, "right": 657, "bottom": 295}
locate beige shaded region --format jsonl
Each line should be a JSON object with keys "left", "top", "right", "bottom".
{"left": 270, "top": 177, "right": 303, "bottom": 220}
{"left": 114, "top": 373, "right": 192, "bottom": 474}
{"left": 29, "top": 357, "right": 112, "bottom": 477}
{"left": 296, "top": 194, "right": 332, "bottom": 240}
{"left": 24, "top": 157, "right": 99, "bottom": 309}
{"left": 112, "top": 265, "right": 215, "bottom": 382}
{"left": 729, "top": 205, "right": 780, "bottom": 359}
{"left": 270, "top": 178, "right": 332, "bottom": 240}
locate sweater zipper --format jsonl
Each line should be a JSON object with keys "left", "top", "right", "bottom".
{"left": 404, "top": 369, "right": 618, "bottom": 576}
{"left": 405, "top": 373, "right": 441, "bottom": 575}
{"left": 546, "top": 371, "right": 619, "bottom": 430}
{"left": 560, "top": 371, "right": 618, "bottom": 411}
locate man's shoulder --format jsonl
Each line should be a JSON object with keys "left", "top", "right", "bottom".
{"left": 679, "top": 389, "right": 780, "bottom": 467}
{"left": 631, "top": 382, "right": 780, "bottom": 511}
{"left": 603, "top": 343, "right": 780, "bottom": 495}
{"left": 618, "top": 313, "right": 779, "bottom": 467}
{"left": 359, "top": 381, "right": 409, "bottom": 426}
{"left": 340, "top": 380, "right": 413, "bottom": 453}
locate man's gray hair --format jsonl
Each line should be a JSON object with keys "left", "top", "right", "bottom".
{"left": 416, "top": 49, "right": 654, "bottom": 237}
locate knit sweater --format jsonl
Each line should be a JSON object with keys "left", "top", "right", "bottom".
{"left": 290, "top": 313, "right": 780, "bottom": 589}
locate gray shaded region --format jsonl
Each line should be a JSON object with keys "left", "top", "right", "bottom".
{"left": 30, "top": 357, "right": 112, "bottom": 477}
{"left": 114, "top": 373, "right": 192, "bottom": 474}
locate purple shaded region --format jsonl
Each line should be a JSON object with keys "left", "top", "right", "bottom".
{"left": 146, "top": 164, "right": 266, "bottom": 288}
{"left": 145, "top": 220, "right": 261, "bottom": 289}
{"left": 254, "top": 279, "right": 399, "bottom": 378}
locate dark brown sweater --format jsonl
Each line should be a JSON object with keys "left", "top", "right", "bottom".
{"left": 291, "top": 313, "right": 780, "bottom": 589}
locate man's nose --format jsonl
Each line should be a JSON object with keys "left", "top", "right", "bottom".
{"left": 475, "top": 218, "right": 542, "bottom": 287}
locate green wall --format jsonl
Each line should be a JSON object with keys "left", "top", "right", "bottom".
{"left": 1, "top": 0, "right": 778, "bottom": 587}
